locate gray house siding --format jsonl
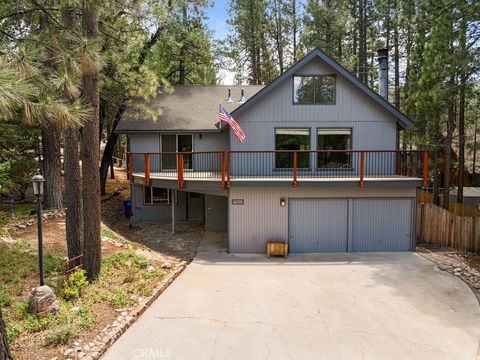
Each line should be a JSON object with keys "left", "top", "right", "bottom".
{"left": 226, "top": 57, "right": 399, "bottom": 177}
{"left": 129, "top": 132, "right": 228, "bottom": 173}
{"left": 228, "top": 186, "right": 416, "bottom": 253}
{"left": 131, "top": 184, "right": 187, "bottom": 221}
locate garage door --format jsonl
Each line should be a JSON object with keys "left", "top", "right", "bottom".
{"left": 289, "top": 199, "right": 348, "bottom": 253}
{"left": 352, "top": 199, "right": 413, "bottom": 252}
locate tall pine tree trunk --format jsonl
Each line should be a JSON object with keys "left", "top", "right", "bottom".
{"left": 443, "top": 80, "right": 456, "bottom": 211}
{"left": 457, "top": 15, "right": 467, "bottom": 203}
{"left": 63, "top": 6, "right": 84, "bottom": 259}
{"left": 41, "top": 124, "right": 63, "bottom": 209}
{"left": 81, "top": 0, "right": 101, "bottom": 279}
{"left": 64, "top": 129, "right": 84, "bottom": 258}
{"left": 0, "top": 309, "right": 12, "bottom": 360}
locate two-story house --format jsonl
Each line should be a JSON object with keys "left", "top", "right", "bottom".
{"left": 117, "top": 48, "right": 427, "bottom": 253}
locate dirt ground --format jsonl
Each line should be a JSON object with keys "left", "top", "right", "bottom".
{"left": 11, "top": 169, "right": 204, "bottom": 262}
{"left": 2, "top": 168, "right": 205, "bottom": 360}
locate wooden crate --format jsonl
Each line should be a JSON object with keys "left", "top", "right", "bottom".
{"left": 267, "top": 241, "right": 288, "bottom": 258}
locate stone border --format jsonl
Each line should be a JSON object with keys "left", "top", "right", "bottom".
{"left": 64, "top": 263, "right": 187, "bottom": 360}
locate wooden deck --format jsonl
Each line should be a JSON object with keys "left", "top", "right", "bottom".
{"left": 132, "top": 171, "right": 422, "bottom": 183}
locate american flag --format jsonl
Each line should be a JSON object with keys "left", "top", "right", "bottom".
{"left": 219, "top": 104, "right": 246, "bottom": 143}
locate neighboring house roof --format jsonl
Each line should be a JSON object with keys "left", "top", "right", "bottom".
{"left": 232, "top": 48, "right": 415, "bottom": 130}
{"left": 116, "top": 85, "right": 264, "bottom": 133}
{"left": 450, "top": 187, "right": 480, "bottom": 198}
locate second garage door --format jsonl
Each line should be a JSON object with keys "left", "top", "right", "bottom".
{"left": 289, "top": 199, "right": 348, "bottom": 253}
{"left": 352, "top": 198, "right": 413, "bottom": 252}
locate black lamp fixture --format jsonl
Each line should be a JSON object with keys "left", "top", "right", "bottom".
{"left": 32, "top": 174, "right": 45, "bottom": 286}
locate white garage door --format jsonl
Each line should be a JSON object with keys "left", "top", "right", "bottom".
{"left": 352, "top": 198, "right": 413, "bottom": 252}
{"left": 289, "top": 199, "right": 348, "bottom": 253}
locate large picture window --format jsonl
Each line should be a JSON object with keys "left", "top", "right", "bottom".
{"left": 161, "top": 134, "right": 193, "bottom": 170}
{"left": 275, "top": 128, "right": 310, "bottom": 168}
{"left": 144, "top": 186, "right": 172, "bottom": 204}
{"left": 317, "top": 129, "right": 352, "bottom": 169}
{"left": 293, "top": 76, "right": 336, "bottom": 105}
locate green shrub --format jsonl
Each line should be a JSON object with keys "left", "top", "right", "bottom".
{"left": 77, "top": 307, "right": 96, "bottom": 330}
{"left": 60, "top": 269, "right": 89, "bottom": 300}
{"left": 0, "top": 286, "right": 11, "bottom": 307}
{"left": 108, "top": 287, "right": 130, "bottom": 306}
{"left": 106, "top": 252, "right": 148, "bottom": 270}
{"left": 44, "top": 324, "right": 73, "bottom": 346}
{"left": 6, "top": 322, "right": 22, "bottom": 342}
{"left": 13, "top": 299, "right": 29, "bottom": 317}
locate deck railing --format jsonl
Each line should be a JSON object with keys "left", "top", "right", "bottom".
{"left": 127, "top": 150, "right": 429, "bottom": 189}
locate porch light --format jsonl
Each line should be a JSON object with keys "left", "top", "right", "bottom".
{"left": 280, "top": 198, "right": 286, "bottom": 207}
{"left": 32, "top": 174, "right": 45, "bottom": 195}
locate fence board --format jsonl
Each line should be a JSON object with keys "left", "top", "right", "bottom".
{"left": 416, "top": 201, "right": 479, "bottom": 254}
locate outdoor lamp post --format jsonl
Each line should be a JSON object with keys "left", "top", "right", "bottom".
{"left": 32, "top": 174, "right": 45, "bottom": 286}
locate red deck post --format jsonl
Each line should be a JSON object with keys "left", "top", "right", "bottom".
{"left": 177, "top": 153, "right": 184, "bottom": 189}
{"left": 127, "top": 153, "right": 132, "bottom": 181}
{"left": 423, "top": 150, "right": 429, "bottom": 187}
{"left": 144, "top": 153, "right": 150, "bottom": 186}
{"left": 359, "top": 151, "right": 365, "bottom": 187}
{"left": 226, "top": 151, "right": 231, "bottom": 187}
{"left": 221, "top": 151, "right": 226, "bottom": 190}
{"left": 293, "top": 151, "right": 298, "bottom": 188}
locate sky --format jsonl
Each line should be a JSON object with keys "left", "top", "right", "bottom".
{"left": 204, "top": 0, "right": 235, "bottom": 84}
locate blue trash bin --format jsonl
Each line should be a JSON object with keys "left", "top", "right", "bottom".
{"left": 123, "top": 199, "right": 132, "bottom": 219}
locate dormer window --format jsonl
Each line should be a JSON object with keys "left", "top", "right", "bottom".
{"left": 293, "top": 75, "right": 336, "bottom": 105}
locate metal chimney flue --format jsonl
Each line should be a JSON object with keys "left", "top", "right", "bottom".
{"left": 239, "top": 88, "right": 245, "bottom": 103}
{"left": 377, "top": 48, "right": 388, "bottom": 100}
{"left": 227, "top": 88, "right": 233, "bottom": 102}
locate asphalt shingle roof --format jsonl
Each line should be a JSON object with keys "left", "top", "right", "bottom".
{"left": 116, "top": 85, "right": 265, "bottom": 132}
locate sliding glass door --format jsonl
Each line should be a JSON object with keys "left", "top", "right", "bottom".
{"left": 161, "top": 134, "right": 193, "bottom": 170}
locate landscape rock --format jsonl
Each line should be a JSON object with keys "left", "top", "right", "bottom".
{"left": 161, "top": 261, "right": 172, "bottom": 269}
{"left": 28, "top": 285, "right": 59, "bottom": 316}
{"left": 147, "top": 265, "right": 156, "bottom": 273}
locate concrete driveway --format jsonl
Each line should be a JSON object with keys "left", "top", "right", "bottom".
{"left": 104, "top": 234, "right": 480, "bottom": 360}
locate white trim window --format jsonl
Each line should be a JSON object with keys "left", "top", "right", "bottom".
{"left": 144, "top": 186, "right": 172, "bottom": 204}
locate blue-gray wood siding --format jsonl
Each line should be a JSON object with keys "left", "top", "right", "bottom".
{"left": 228, "top": 57, "right": 400, "bottom": 177}
{"left": 129, "top": 132, "right": 228, "bottom": 173}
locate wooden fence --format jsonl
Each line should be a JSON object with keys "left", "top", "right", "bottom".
{"left": 417, "top": 189, "right": 480, "bottom": 217}
{"left": 416, "top": 190, "right": 480, "bottom": 253}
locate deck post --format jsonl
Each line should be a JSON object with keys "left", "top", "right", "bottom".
{"left": 293, "top": 151, "right": 298, "bottom": 188}
{"left": 144, "top": 153, "right": 150, "bottom": 186}
{"left": 359, "top": 151, "right": 365, "bottom": 187}
{"left": 423, "top": 150, "right": 429, "bottom": 187}
{"left": 226, "top": 151, "right": 231, "bottom": 188}
{"left": 221, "top": 151, "right": 225, "bottom": 190}
{"left": 177, "top": 153, "right": 184, "bottom": 189}
{"left": 171, "top": 189, "right": 176, "bottom": 234}
{"left": 127, "top": 153, "right": 132, "bottom": 181}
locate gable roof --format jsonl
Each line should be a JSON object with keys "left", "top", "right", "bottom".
{"left": 231, "top": 48, "right": 414, "bottom": 129}
{"left": 116, "top": 85, "right": 264, "bottom": 133}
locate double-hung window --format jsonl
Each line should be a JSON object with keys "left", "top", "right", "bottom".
{"left": 317, "top": 129, "right": 352, "bottom": 169}
{"left": 275, "top": 128, "right": 310, "bottom": 169}
{"left": 293, "top": 75, "right": 336, "bottom": 105}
